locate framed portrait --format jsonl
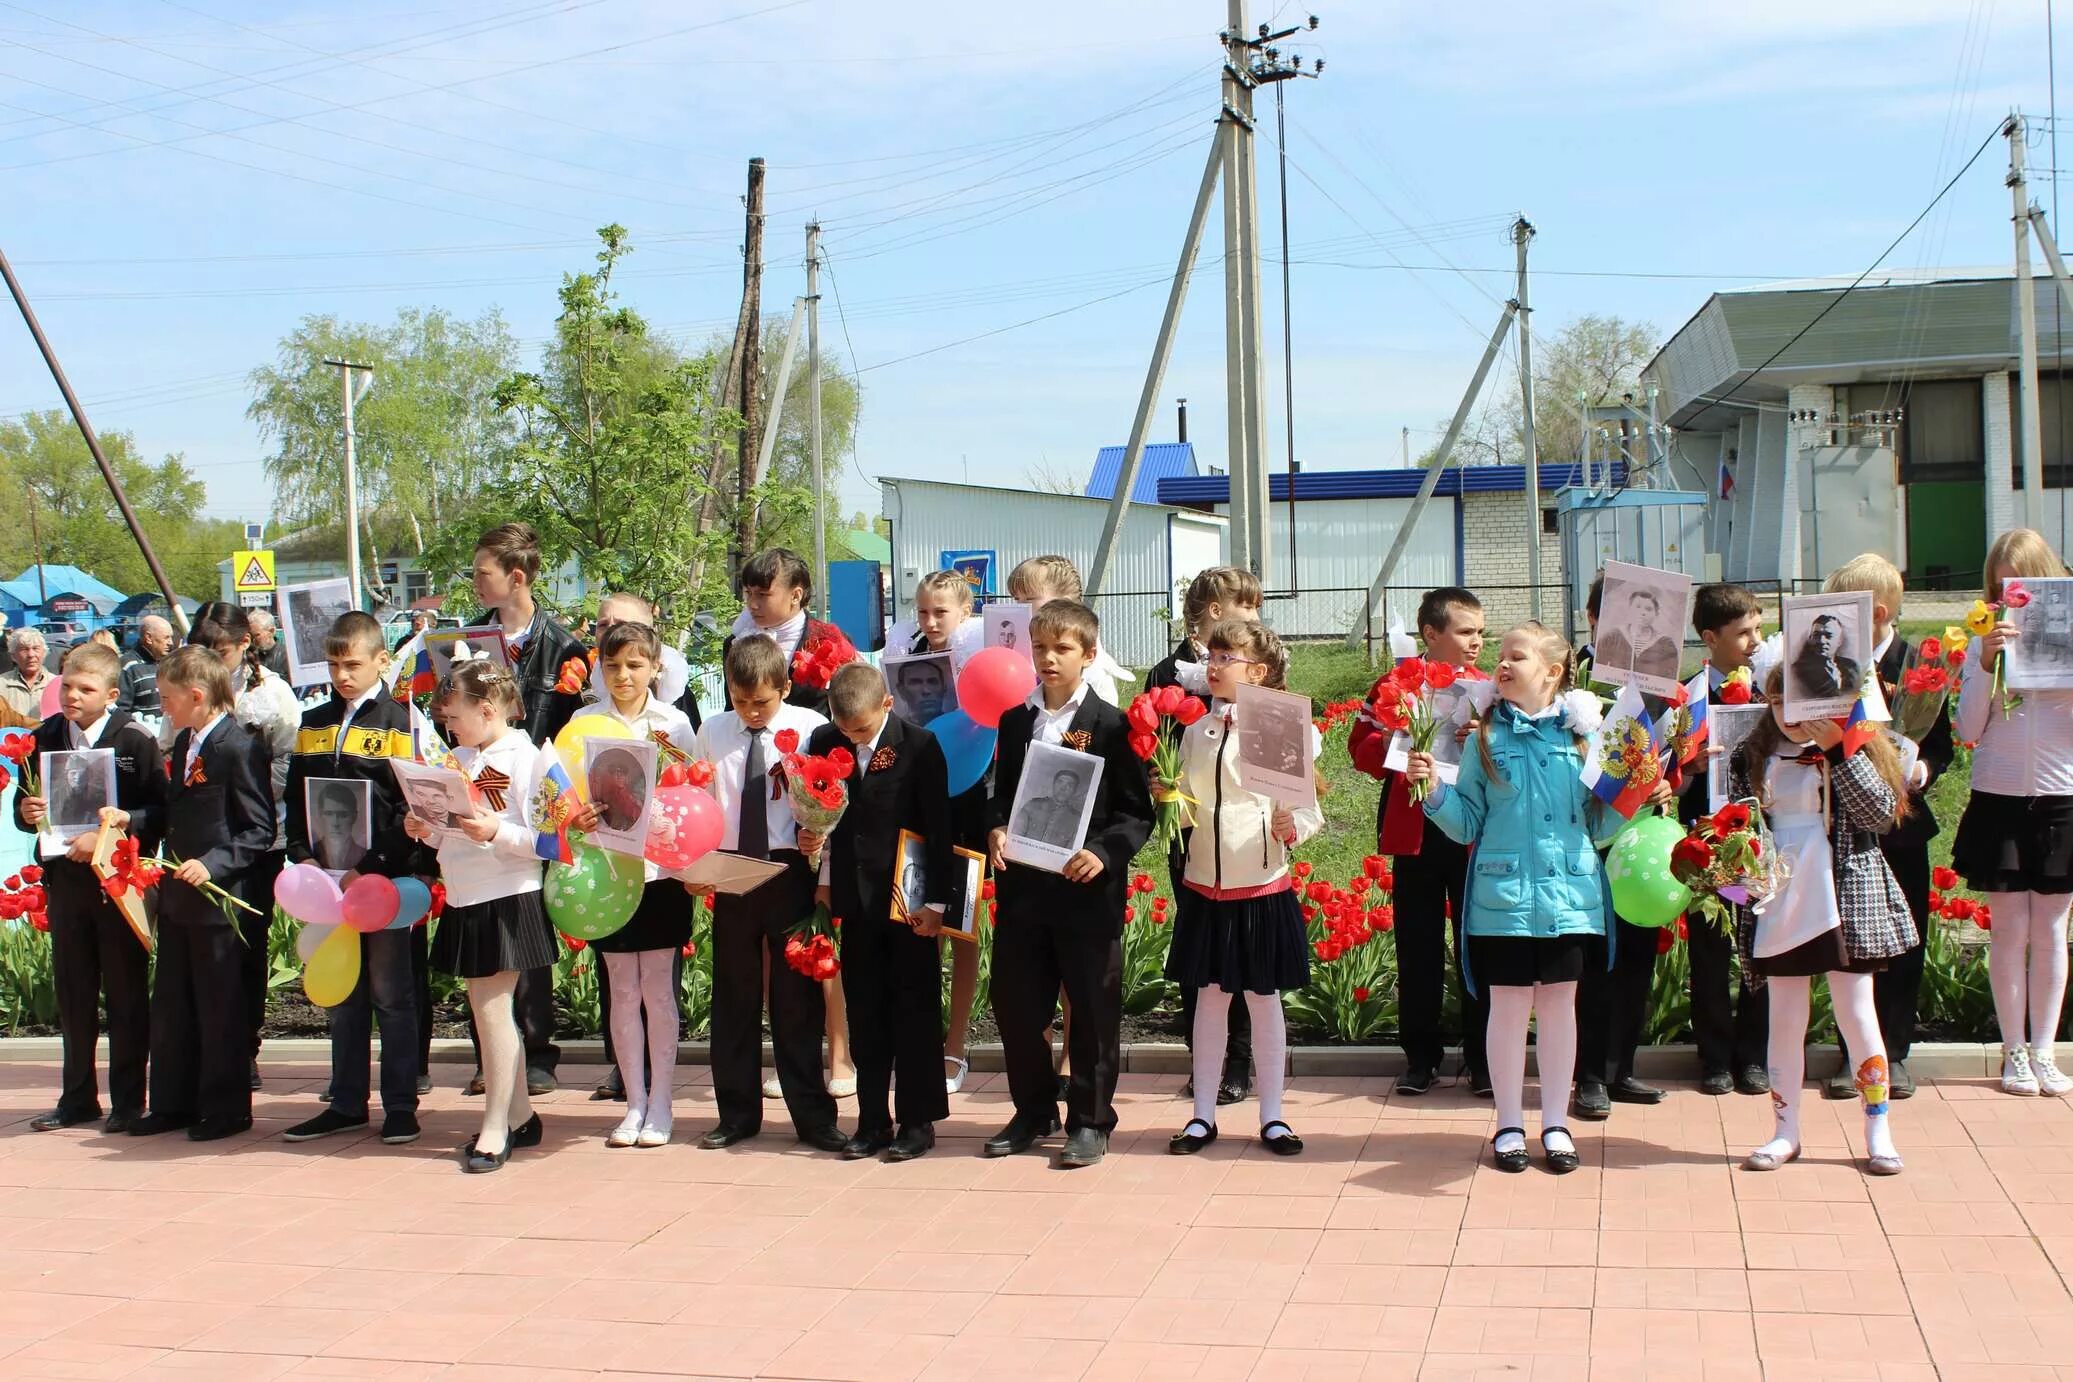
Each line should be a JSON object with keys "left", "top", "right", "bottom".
{"left": 2006, "top": 576, "right": 2073, "bottom": 690}
{"left": 425, "top": 626, "right": 513, "bottom": 683}
{"left": 884, "top": 651, "right": 955, "bottom": 726}
{"left": 280, "top": 578, "right": 354, "bottom": 690}
{"left": 1780, "top": 591, "right": 1873, "bottom": 723}
{"left": 389, "top": 758, "right": 475, "bottom": 847}
{"left": 1707, "top": 703, "right": 1771, "bottom": 813}
{"left": 583, "top": 737, "right": 657, "bottom": 858}
{"left": 304, "top": 777, "right": 372, "bottom": 878}
{"left": 1233, "top": 682, "right": 1317, "bottom": 809}
{"left": 1591, "top": 560, "right": 1692, "bottom": 697}
{"left": 984, "top": 601, "right": 1033, "bottom": 663}
{"left": 1004, "top": 741, "right": 1103, "bottom": 874}
{"left": 1382, "top": 679, "right": 1499, "bottom": 786}
{"left": 38, "top": 747, "right": 115, "bottom": 858}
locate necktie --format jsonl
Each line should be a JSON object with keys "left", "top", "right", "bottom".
{"left": 740, "top": 727, "right": 769, "bottom": 859}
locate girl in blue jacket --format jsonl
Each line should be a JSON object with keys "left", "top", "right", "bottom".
{"left": 1406, "top": 622, "right": 1619, "bottom": 1174}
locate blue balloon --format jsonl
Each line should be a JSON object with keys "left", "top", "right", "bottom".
{"left": 388, "top": 876, "right": 433, "bottom": 930}
{"left": 929, "top": 708, "right": 998, "bottom": 796}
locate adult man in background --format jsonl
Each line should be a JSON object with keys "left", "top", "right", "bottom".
{"left": 0, "top": 628, "right": 53, "bottom": 719}
{"left": 250, "top": 609, "right": 290, "bottom": 680}
{"left": 117, "top": 615, "right": 172, "bottom": 715}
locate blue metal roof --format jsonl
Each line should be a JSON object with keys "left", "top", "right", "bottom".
{"left": 1086, "top": 442, "right": 1197, "bottom": 503}
{"left": 1156, "top": 461, "right": 1628, "bottom": 506}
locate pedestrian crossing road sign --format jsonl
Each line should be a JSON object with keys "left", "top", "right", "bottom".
{"left": 233, "top": 549, "right": 276, "bottom": 593}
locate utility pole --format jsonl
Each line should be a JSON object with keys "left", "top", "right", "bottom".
{"left": 326, "top": 359, "right": 374, "bottom": 610}
{"left": 1220, "top": 8, "right": 1255, "bottom": 577}
{"left": 806, "top": 222, "right": 827, "bottom": 622}
{"left": 2012, "top": 113, "right": 2048, "bottom": 528}
{"left": 734, "top": 158, "right": 766, "bottom": 574}
{"left": 1513, "top": 217, "right": 1542, "bottom": 621}
{"left": 1401, "top": 426, "right": 1409, "bottom": 468}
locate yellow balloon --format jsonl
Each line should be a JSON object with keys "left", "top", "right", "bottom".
{"left": 553, "top": 712, "right": 634, "bottom": 799}
{"left": 303, "top": 924, "right": 361, "bottom": 1007}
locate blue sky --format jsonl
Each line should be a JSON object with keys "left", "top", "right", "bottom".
{"left": 0, "top": 0, "right": 2057, "bottom": 526}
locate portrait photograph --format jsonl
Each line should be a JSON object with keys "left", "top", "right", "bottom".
{"left": 1707, "top": 703, "right": 1772, "bottom": 812}
{"left": 389, "top": 758, "right": 475, "bottom": 847}
{"left": 985, "top": 601, "right": 1033, "bottom": 662}
{"left": 2007, "top": 576, "right": 2073, "bottom": 690}
{"left": 425, "top": 625, "right": 514, "bottom": 683}
{"left": 885, "top": 651, "right": 955, "bottom": 725}
{"left": 1004, "top": 741, "right": 1103, "bottom": 874}
{"left": 39, "top": 747, "right": 115, "bottom": 855}
{"left": 1781, "top": 590, "right": 1873, "bottom": 722}
{"left": 1383, "top": 679, "right": 1499, "bottom": 786}
{"left": 305, "top": 777, "right": 372, "bottom": 877}
{"left": 583, "top": 738, "right": 657, "bottom": 859}
{"left": 1234, "top": 682, "right": 1319, "bottom": 809}
{"left": 890, "top": 828, "right": 931, "bottom": 925}
{"left": 280, "top": 577, "right": 354, "bottom": 689}
{"left": 1591, "top": 560, "right": 1691, "bottom": 697}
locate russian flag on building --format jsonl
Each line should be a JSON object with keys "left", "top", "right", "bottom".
{"left": 530, "top": 743, "right": 577, "bottom": 865}
{"left": 1582, "top": 684, "right": 1665, "bottom": 819}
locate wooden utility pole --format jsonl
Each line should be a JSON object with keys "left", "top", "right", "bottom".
{"left": 692, "top": 158, "right": 766, "bottom": 597}
{"left": 733, "top": 158, "right": 766, "bottom": 572}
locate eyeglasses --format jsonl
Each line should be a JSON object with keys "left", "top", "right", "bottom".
{"left": 1204, "top": 652, "right": 1258, "bottom": 668}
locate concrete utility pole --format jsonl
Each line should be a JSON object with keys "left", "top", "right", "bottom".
{"left": 2012, "top": 113, "right": 2048, "bottom": 529}
{"left": 806, "top": 222, "right": 827, "bottom": 622}
{"left": 1513, "top": 217, "right": 1542, "bottom": 621}
{"left": 735, "top": 158, "right": 765, "bottom": 574}
{"left": 326, "top": 358, "right": 375, "bottom": 611}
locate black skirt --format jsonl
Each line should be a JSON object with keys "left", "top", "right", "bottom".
{"left": 1952, "top": 791, "right": 2073, "bottom": 895}
{"left": 431, "top": 890, "right": 558, "bottom": 979}
{"left": 592, "top": 878, "right": 692, "bottom": 953}
{"left": 1467, "top": 933, "right": 1589, "bottom": 989}
{"left": 1165, "top": 887, "right": 1309, "bottom": 994}
{"left": 1749, "top": 926, "right": 1885, "bottom": 978}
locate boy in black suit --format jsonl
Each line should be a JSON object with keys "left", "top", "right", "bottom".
{"left": 799, "top": 662, "right": 952, "bottom": 1161}
{"left": 726, "top": 548, "right": 851, "bottom": 717}
{"left": 13, "top": 641, "right": 166, "bottom": 1133}
{"left": 129, "top": 648, "right": 275, "bottom": 1140}
{"left": 985, "top": 600, "right": 1153, "bottom": 1169}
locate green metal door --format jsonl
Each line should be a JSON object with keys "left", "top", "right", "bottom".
{"left": 1904, "top": 481, "right": 1985, "bottom": 589}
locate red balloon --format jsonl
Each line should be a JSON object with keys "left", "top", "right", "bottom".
{"left": 956, "top": 646, "right": 1037, "bottom": 729}
{"left": 340, "top": 873, "right": 400, "bottom": 934}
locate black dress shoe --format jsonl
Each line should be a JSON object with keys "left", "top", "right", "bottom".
{"left": 886, "top": 1124, "right": 935, "bottom": 1162}
{"left": 1610, "top": 1075, "right": 1667, "bottom": 1105}
{"left": 188, "top": 1116, "right": 252, "bottom": 1142}
{"left": 592, "top": 1070, "right": 625, "bottom": 1101}
{"left": 1734, "top": 1064, "right": 1770, "bottom": 1096}
{"left": 415, "top": 1073, "right": 433, "bottom": 1097}
{"left": 841, "top": 1128, "right": 895, "bottom": 1160}
{"left": 1892, "top": 1061, "right": 1916, "bottom": 1100}
{"left": 1059, "top": 1127, "right": 1107, "bottom": 1168}
{"left": 464, "top": 1071, "right": 486, "bottom": 1097}
{"left": 526, "top": 1067, "right": 557, "bottom": 1096}
{"left": 1570, "top": 1082, "right": 1612, "bottom": 1121}
{"left": 1260, "top": 1121, "right": 1304, "bottom": 1156}
{"left": 1491, "top": 1126, "right": 1529, "bottom": 1173}
{"left": 1395, "top": 1067, "right": 1436, "bottom": 1096}
{"left": 985, "top": 1115, "right": 1060, "bottom": 1158}
{"left": 698, "top": 1123, "right": 759, "bottom": 1150}
{"left": 1055, "top": 1074, "right": 1071, "bottom": 1103}
{"left": 29, "top": 1107, "right": 99, "bottom": 1132}
{"left": 1168, "top": 1119, "right": 1218, "bottom": 1155}
{"left": 463, "top": 1142, "right": 510, "bottom": 1174}
{"left": 1216, "top": 1078, "right": 1250, "bottom": 1106}
{"left": 799, "top": 1124, "right": 851, "bottom": 1153}
{"left": 509, "top": 1114, "right": 544, "bottom": 1149}
{"left": 1698, "top": 1069, "right": 1735, "bottom": 1096}
{"left": 1541, "top": 1127, "right": 1580, "bottom": 1174}
{"left": 1469, "top": 1070, "right": 1494, "bottom": 1098}
{"left": 128, "top": 1112, "right": 195, "bottom": 1137}
{"left": 249, "top": 1060, "right": 263, "bottom": 1092}
{"left": 100, "top": 1111, "right": 141, "bottom": 1136}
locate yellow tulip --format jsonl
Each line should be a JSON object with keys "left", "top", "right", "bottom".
{"left": 1943, "top": 625, "right": 1970, "bottom": 656}
{"left": 1965, "top": 600, "right": 1997, "bottom": 637}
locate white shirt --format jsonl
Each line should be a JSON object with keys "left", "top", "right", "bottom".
{"left": 438, "top": 731, "right": 545, "bottom": 908}
{"left": 1955, "top": 647, "right": 2073, "bottom": 796}
{"left": 1028, "top": 680, "right": 1091, "bottom": 747}
{"left": 694, "top": 703, "right": 827, "bottom": 853}
{"left": 732, "top": 607, "right": 807, "bottom": 654}
{"left": 183, "top": 712, "right": 224, "bottom": 783}
{"left": 68, "top": 711, "right": 111, "bottom": 751}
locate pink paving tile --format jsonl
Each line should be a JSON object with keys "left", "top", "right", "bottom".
{"left": 1438, "top": 1266, "right": 1596, "bottom": 1309}
{"left": 962, "top": 1293, "right": 1135, "bottom": 1341}
{"left": 326, "top": 1308, "right": 523, "bottom": 1365}
{"left": 1591, "top": 1266, "right": 1751, "bottom": 1312}
{"left": 122, "top": 1352, "right": 304, "bottom": 1380}
{"left": 1080, "top": 1338, "right": 1264, "bottom": 1381}
{"left": 1245, "top": 1349, "right": 1425, "bottom": 1381}
{"left": 1449, "top": 1228, "right": 1600, "bottom": 1268}
{"left": 1427, "top": 1306, "right": 1593, "bottom": 1357}
{"left": 53, "top": 1298, "right": 243, "bottom": 1350}
{"left": 1587, "top": 1307, "right": 1758, "bottom": 1359}
{"left": 1267, "top": 1303, "right": 1435, "bottom": 1354}
{"left": 997, "top": 1246, "right": 1168, "bottom": 1298}
{"left": 1113, "top": 1294, "right": 1286, "bottom": 1347}
{"left": 761, "top": 1326, "right": 951, "bottom": 1381}
{"left": 6, "top": 1338, "right": 176, "bottom": 1378}
{"left": 186, "top": 1305, "right": 377, "bottom": 1357}
{"left": 913, "top": 1333, "right": 1105, "bottom": 1381}
{"left": 1289, "top": 1264, "right": 1449, "bottom": 1308}
{"left": 1745, "top": 1267, "right": 1916, "bottom": 1315}
{"left": 1752, "top": 1312, "right": 1931, "bottom": 1364}
{"left": 817, "top": 1289, "right": 993, "bottom": 1339}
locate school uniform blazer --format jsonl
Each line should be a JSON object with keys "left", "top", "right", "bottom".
{"left": 806, "top": 715, "right": 953, "bottom": 923}
{"left": 989, "top": 694, "right": 1154, "bottom": 935}
{"left": 11, "top": 711, "right": 167, "bottom": 912}
{"left": 163, "top": 719, "right": 275, "bottom": 925}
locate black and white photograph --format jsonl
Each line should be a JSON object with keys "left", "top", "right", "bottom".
{"left": 389, "top": 758, "right": 475, "bottom": 846}
{"left": 38, "top": 748, "right": 114, "bottom": 856}
{"left": 2007, "top": 576, "right": 2073, "bottom": 690}
{"left": 1004, "top": 741, "right": 1103, "bottom": 873}
{"left": 280, "top": 577, "right": 354, "bottom": 689}
{"left": 1234, "top": 682, "right": 1319, "bottom": 809}
{"left": 890, "top": 828, "right": 932, "bottom": 924}
{"left": 985, "top": 601, "right": 1032, "bottom": 662}
{"left": 1591, "top": 560, "right": 1692, "bottom": 697}
{"left": 305, "top": 777, "right": 372, "bottom": 877}
{"left": 941, "top": 845, "right": 986, "bottom": 942}
{"left": 1383, "top": 679, "right": 1499, "bottom": 786}
{"left": 1781, "top": 590, "right": 1873, "bottom": 722}
{"left": 884, "top": 651, "right": 955, "bottom": 725}
{"left": 1708, "top": 703, "right": 1772, "bottom": 812}
{"left": 425, "top": 625, "right": 514, "bottom": 682}
{"left": 583, "top": 737, "right": 657, "bottom": 859}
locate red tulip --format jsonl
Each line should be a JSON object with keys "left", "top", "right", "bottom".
{"left": 1425, "top": 661, "right": 1458, "bottom": 691}
{"left": 19, "top": 864, "right": 41, "bottom": 885}
{"left": 1932, "top": 866, "right": 1959, "bottom": 892}
{"left": 562, "top": 933, "right": 587, "bottom": 951}
{"left": 1152, "top": 684, "right": 1184, "bottom": 717}
{"left": 1128, "top": 730, "right": 1158, "bottom": 761}
{"left": 1656, "top": 928, "right": 1674, "bottom": 954}
{"left": 1353, "top": 986, "right": 1371, "bottom": 1003}
{"left": 774, "top": 728, "right": 800, "bottom": 754}
{"left": 1173, "top": 696, "right": 1208, "bottom": 727}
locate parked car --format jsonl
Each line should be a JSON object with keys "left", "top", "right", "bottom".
{"left": 381, "top": 609, "right": 463, "bottom": 650}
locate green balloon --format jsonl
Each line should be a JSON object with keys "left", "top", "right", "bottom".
{"left": 545, "top": 843, "right": 645, "bottom": 940}
{"left": 1605, "top": 813, "right": 1693, "bottom": 928}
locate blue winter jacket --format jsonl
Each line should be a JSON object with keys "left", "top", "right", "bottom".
{"left": 1422, "top": 699, "right": 1621, "bottom": 942}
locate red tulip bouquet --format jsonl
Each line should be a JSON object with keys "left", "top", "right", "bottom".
{"left": 1366, "top": 656, "right": 1461, "bottom": 804}
{"left": 1669, "top": 799, "right": 1784, "bottom": 932}
{"left": 1124, "top": 685, "right": 1209, "bottom": 853}
{"left": 774, "top": 727, "right": 852, "bottom": 865}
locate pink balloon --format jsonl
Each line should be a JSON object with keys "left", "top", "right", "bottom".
{"left": 37, "top": 676, "right": 59, "bottom": 718}
{"left": 675, "top": 788, "right": 725, "bottom": 865}
{"left": 957, "top": 646, "right": 1036, "bottom": 729}
{"left": 644, "top": 784, "right": 702, "bottom": 870}
{"left": 340, "top": 873, "right": 400, "bottom": 934}
{"left": 274, "top": 862, "right": 343, "bottom": 927}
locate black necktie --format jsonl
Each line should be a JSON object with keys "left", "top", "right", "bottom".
{"left": 740, "top": 727, "right": 769, "bottom": 859}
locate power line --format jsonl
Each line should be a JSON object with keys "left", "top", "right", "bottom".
{"left": 813, "top": 247, "right": 876, "bottom": 493}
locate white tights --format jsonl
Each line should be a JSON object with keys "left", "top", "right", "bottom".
{"left": 1760, "top": 972, "right": 1896, "bottom": 1162}
{"left": 605, "top": 949, "right": 680, "bottom": 1133}
{"left": 465, "top": 972, "right": 530, "bottom": 1157}
{"left": 1986, "top": 891, "right": 2071, "bottom": 1051}
{"left": 1188, "top": 985, "right": 1289, "bottom": 1132}
{"left": 1485, "top": 982, "right": 1576, "bottom": 1156}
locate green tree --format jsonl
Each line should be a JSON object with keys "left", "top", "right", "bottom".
{"left": 1417, "top": 314, "right": 1658, "bottom": 468}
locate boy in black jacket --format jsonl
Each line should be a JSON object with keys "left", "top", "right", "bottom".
{"left": 129, "top": 648, "right": 275, "bottom": 1141}
{"left": 800, "top": 662, "right": 953, "bottom": 1161}
{"left": 14, "top": 641, "right": 166, "bottom": 1133}
{"left": 282, "top": 612, "right": 432, "bottom": 1146}
{"left": 985, "top": 600, "right": 1154, "bottom": 1169}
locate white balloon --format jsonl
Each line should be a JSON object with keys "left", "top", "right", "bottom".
{"left": 295, "top": 923, "right": 336, "bottom": 963}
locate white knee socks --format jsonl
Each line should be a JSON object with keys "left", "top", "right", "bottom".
{"left": 1759, "top": 976, "right": 1810, "bottom": 1162}
{"left": 1534, "top": 982, "right": 1578, "bottom": 1157}
{"left": 1188, "top": 985, "right": 1290, "bottom": 1134}
{"left": 1829, "top": 970, "right": 1896, "bottom": 1163}
{"left": 468, "top": 973, "right": 525, "bottom": 1156}
{"left": 1486, "top": 986, "right": 1532, "bottom": 1156}
{"left": 638, "top": 949, "right": 680, "bottom": 1137}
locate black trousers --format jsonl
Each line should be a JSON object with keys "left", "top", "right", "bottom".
{"left": 411, "top": 921, "right": 433, "bottom": 1075}
{"left": 239, "top": 850, "right": 285, "bottom": 1057}
{"left": 515, "top": 965, "right": 560, "bottom": 1072}
{"left": 147, "top": 910, "right": 250, "bottom": 1124}
{"left": 1394, "top": 839, "right": 1485, "bottom": 1080}
{"left": 841, "top": 895, "right": 946, "bottom": 1134}
{"left": 50, "top": 890, "right": 150, "bottom": 1118}
{"left": 1577, "top": 920, "right": 1659, "bottom": 1087}
{"left": 992, "top": 912, "right": 1122, "bottom": 1135}
{"left": 1688, "top": 909, "right": 1768, "bottom": 1075}
{"left": 1842, "top": 846, "right": 1929, "bottom": 1065}
{"left": 711, "top": 852, "right": 833, "bottom": 1135}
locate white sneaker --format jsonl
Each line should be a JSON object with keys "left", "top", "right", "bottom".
{"left": 2003, "top": 1046, "right": 2040, "bottom": 1095}
{"left": 636, "top": 1115, "right": 673, "bottom": 1148}
{"left": 2033, "top": 1047, "right": 2073, "bottom": 1097}
{"left": 607, "top": 1108, "right": 646, "bottom": 1147}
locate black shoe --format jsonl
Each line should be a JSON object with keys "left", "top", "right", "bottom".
{"left": 698, "top": 1123, "right": 759, "bottom": 1150}
{"left": 465, "top": 1072, "right": 486, "bottom": 1097}
{"left": 380, "top": 1111, "right": 421, "bottom": 1145}
{"left": 101, "top": 1110, "right": 141, "bottom": 1136}
{"left": 415, "top": 1073, "right": 434, "bottom": 1096}
{"left": 319, "top": 1084, "right": 334, "bottom": 1104}
{"left": 886, "top": 1124, "right": 935, "bottom": 1162}
{"left": 1699, "top": 1069, "right": 1735, "bottom": 1096}
{"left": 1059, "top": 1127, "right": 1107, "bottom": 1168}
{"left": 1216, "top": 1078, "right": 1250, "bottom": 1106}
{"left": 1179, "top": 1078, "right": 1193, "bottom": 1100}
{"left": 592, "top": 1070, "right": 625, "bottom": 1101}
{"left": 799, "top": 1124, "right": 851, "bottom": 1153}
{"left": 1570, "top": 1082, "right": 1612, "bottom": 1121}
{"left": 283, "top": 1108, "right": 368, "bottom": 1142}
{"left": 527, "top": 1067, "right": 557, "bottom": 1096}
{"left": 1734, "top": 1064, "right": 1770, "bottom": 1096}
{"left": 29, "top": 1107, "right": 99, "bottom": 1132}
{"left": 841, "top": 1128, "right": 895, "bottom": 1160}
{"left": 1542, "top": 1127, "right": 1580, "bottom": 1174}
{"left": 1822, "top": 1066, "right": 1858, "bottom": 1101}
{"left": 1892, "top": 1061, "right": 1916, "bottom": 1100}
{"left": 1491, "top": 1126, "right": 1529, "bottom": 1173}
{"left": 188, "top": 1116, "right": 252, "bottom": 1143}
{"left": 249, "top": 1060, "right": 263, "bottom": 1092}
{"left": 1395, "top": 1066, "right": 1437, "bottom": 1096}
{"left": 1168, "top": 1119, "right": 1217, "bottom": 1156}
{"left": 463, "top": 1143, "right": 509, "bottom": 1174}
{"left": 1610, "top": 1075, "right": 1667, "bottom": 1106}
{"left": 1055, "top": 1074, "right": 1071, "bottom": 1103}
{"left": 1260, "top": 1121, "right": 1304, "bottom": 1156}
{"left": 509, "top": 1114, "right": 543, "bottom": 1149}
{"left": 1469, "top": 1070, "right": 1494, "bottom": 1098}
{"left": 985, "top": 1114, "right": 1060, "bottom": 1158}
{"left": 127, "top": 1112, "right": 194, "bottom": 1137}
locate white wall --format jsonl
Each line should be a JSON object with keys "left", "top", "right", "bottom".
{"left": 1218, "top": 495, "right": 1456, "bottom": 643}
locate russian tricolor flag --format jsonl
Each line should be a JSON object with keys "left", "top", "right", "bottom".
{"left": 530, "top": 743, "right": 577, "bottom": 865}
{"left": 1839, "top": 694, "right": 1877, "bottom": 758}
{"left": 1583, "top": 684, "right": 1665, "bottom": 819}
{"left": 1677, "top": 668, "right": 1710, "bottom": 767}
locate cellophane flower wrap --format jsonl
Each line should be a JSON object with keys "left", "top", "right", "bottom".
{"left": 1668, "top": 799, "right": 1786, "bottom": 934}
{"left": 1366, "top": 656, "right": 1459, "bottom": 803}
{"left": 774, "top": 727, "right": 851, "bottom": 855}
{"left": 1124, "top": 685, "right": 1209, "bottom": 855}
{"left": 1889, "top": 634, "right": 1963, "bottom": 743}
